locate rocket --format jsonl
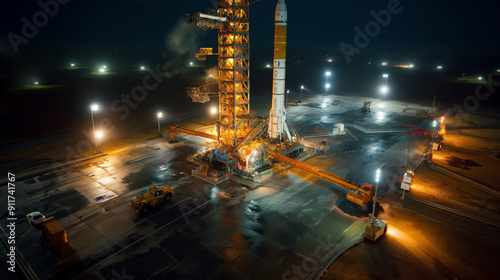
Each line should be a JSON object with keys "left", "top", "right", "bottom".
{"left": 268, "top": 0, "right": 292, "bottom": 142}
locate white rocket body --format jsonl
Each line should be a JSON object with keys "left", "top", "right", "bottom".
{"left": 268, "top": 0, "right": 291, "bottom": 141}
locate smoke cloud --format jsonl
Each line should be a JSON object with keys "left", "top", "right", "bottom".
{"left": 162, "top": 18, "right": 205, "bottom": 73}
{"left": 205, "top": 66, "right": 218, "bottom": 78}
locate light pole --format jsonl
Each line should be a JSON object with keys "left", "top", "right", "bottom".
{"left": 325, "top": 71, "right": 331, "bottom": 94}
{"left": 95, "top": 131, "right": 103, "bottom": 154}
{"left": 299, "top": 85, "right": 304, "bottom": 103}
{"left": 371, "top": 164, "right": 385, "bottom": 225}
{"left": 285, "top": 90, "right": 289, "bottom": 108}
{"left": 157, "top": 112, "right": 163, "bottom": 137}
{"left": 405, "top": 143, "right": 409, "bottom": 170}
{"left": 430, "top": 120, "right": 437, "bottom": 155}
{"left": 90, "top": 104, "right": 99, "bottom": 154}
{"left": 383, "top": 73, "right": 389, "bottom": 88}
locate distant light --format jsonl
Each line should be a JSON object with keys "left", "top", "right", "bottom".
{"left": 497, "top": 69, "right": 500, "bottom": 72}
{"left": 440, "top": 116, "right": 445, "bottom": 124}
{"left": 99, "top": 68, "right": 105, "bottom": 73}
{"left": 327, "top": 59, "right": 333, "bottom": 63}
{"left": 381, "top": 62, "right": 387, "bottom": 66}
{"left": 325, "top": 71, "right": 331, "bottom": 76}
{"left": 380, "top": 86, "right": 388, "bottom": 94}
{"left": 287, "top": 90, "right": 290, "bottom": 93}
{"left": 325, "top": 83, "right": 330, "bottom": 89}
{"left": 301, "top": 85, "right": 304, "bottom": 89}
{"left": 209, "top": 74, "right": 213, "bottom": 78}
{"left": 266, "top": 64, "right": 271, "bottom": 68}
{"left": 91, "top": 104, "right": 99, "bottom": 111}
{"left": 409, "top": 64, "right": 414, "bottom": 68}
{"left": 210, "top": 107, "right": 217, "bottom": 115}
{"left": 157, "top": 112, "right": 163, "bottom": 118}
{"left": 189, "top": 62, "right": 193, "bottom": 66}
{"left": 34, "top": 81, "right": 39, "bottom": 85}
{"left": 432, "top": 120, "right": 437, "bottom": 127}
{"left": 70, "top": 63, "right": 75, "bottom": 67}
{"left": 478, "top": 76, "right": 483, "bottom": 80}
{"left": 103, "top": 65, "right": 107, "bottom": 69}
{"left": 140, "top": 66, "right": 145, "bottom": 70}
{"left": 96, "top": 131, "right": 103, "bottom": 138}
{"left": 437, "top": 65, "right": 443, "bottom": 69}
{"left": 383, "top": 74, "right": 389, "bottom": 78}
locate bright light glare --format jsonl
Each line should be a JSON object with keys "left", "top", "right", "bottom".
{"left": 103, "top": 65, "right": 107, "bottom": 69}
{"left": 409, "top": 64, "right": 414, "bottom": 68}
{"left": 189, "top": 62, "right": 193, "bottom": 66}
{"left": 327, "top": 59, "right": 333, "bottom": 63}
{"left": 377, "top": 112, "right": 385, "bottom": 122}
{"left": 34, "top": 81, "right": 39, "bottom": 85}
{"left": 325, "top": 83, "right": 330, "bottom": 89}
{"left": 210, "top": 107, "right": 217, "bottom": 115}
{"left": 157, "top": 112, "right": 163, "bottom": 118}
{"left": 96, "top": 131, "right": 103, "bottom": 138}
{"left": 99, "top": 68, "right": 105, "bottom": 73}
{"left": 301, "top": 85, "right": 304, "bottom": 89}
{"left": 70, "top": 63, "right": 75, "bottom": 67}
{"left": 266, "top": 64, "right": 271, "bottom": 68}
{"left": 91, "top": 104, "right": 99, "bottom": 111}
{"left": 381, "top": 62, "right": 387, "bottom": 66}
{"left": 375, "top": 168, "right": 382, "bottom": 182}
{"left": 440, "top": 116, "right": 445, "bottom": 124}
{"left": 432, "top": 120, "right": 437, "bottom": 127}
{"left": 478, "top": 76, "right": 483, "bottom": 80}
{"left": 287, "top": 90, "right": 290, "bottom": 93}
{"left": 140, "top": 66, "right": 145, "bottom": 70}
{"left": 437, "top": 65, "right": 443, "bottom": 69}
{"left": 383, "top": 74, "right": 389, "bottom": 78}
{"left": 380, "top": 86, "right": 388, "bottom": 94}
{"left": 325, "top": 71, "right": 331, "bottom": 76}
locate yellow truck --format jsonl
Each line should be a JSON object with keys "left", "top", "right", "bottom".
{"left": 129, "top": 185, "right": 174, "bottom": 214}
{"left": 41, "top": 217, "right": 68, "bottom": 248}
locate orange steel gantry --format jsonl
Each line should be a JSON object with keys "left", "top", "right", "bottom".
{"left": 187, "top": 0, "right": 261, "bottom": 148}
{"left": 267, "top": 151, "right": 376, "bottom": 206}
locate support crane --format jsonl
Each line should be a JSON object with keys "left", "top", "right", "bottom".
{"left": 187, "top": 0, "right": 261, "bottom": 148}
{"left": 268, "top": 151, "right": 375, "bottom": 206}
{"left": 169, "top": 125, "right": 218, "bottom": 142}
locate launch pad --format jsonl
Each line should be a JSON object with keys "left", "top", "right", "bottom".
{"left": 171, "top": 0, "right": 375, "bottom": 207}
{"left": 179, "top": 0, "right": 306, "bottom": 188}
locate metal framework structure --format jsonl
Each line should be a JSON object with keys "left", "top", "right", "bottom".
{"left": 188, "top": 0, "right": 260, "bottom": 149}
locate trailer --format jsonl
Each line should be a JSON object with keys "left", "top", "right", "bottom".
{"left": 41, "top": 217, "right": 67, "bottom": 248}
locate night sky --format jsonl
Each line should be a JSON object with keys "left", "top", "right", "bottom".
{"left": 1, "top": 0, "right": 499, "bottom": 61}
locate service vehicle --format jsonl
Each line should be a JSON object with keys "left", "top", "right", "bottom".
{"left": 26, "top": 211, "right": 45, "bottom": 225}
{"left": 41, "top": 217, "right": 68, "bottom": 247}
{"left": 129, "top": 185, "right": 174, "bottom": 214}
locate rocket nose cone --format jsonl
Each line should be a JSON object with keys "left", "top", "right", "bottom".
{"left": 276, "top": 0, "right": 287, "bottom": 12}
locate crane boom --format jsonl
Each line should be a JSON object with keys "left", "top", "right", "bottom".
{"left": 169, "top": 125, "right": 218, "bottom": 141}
{"left": 267, "top": 151, "right": 375, "bottom": 206}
